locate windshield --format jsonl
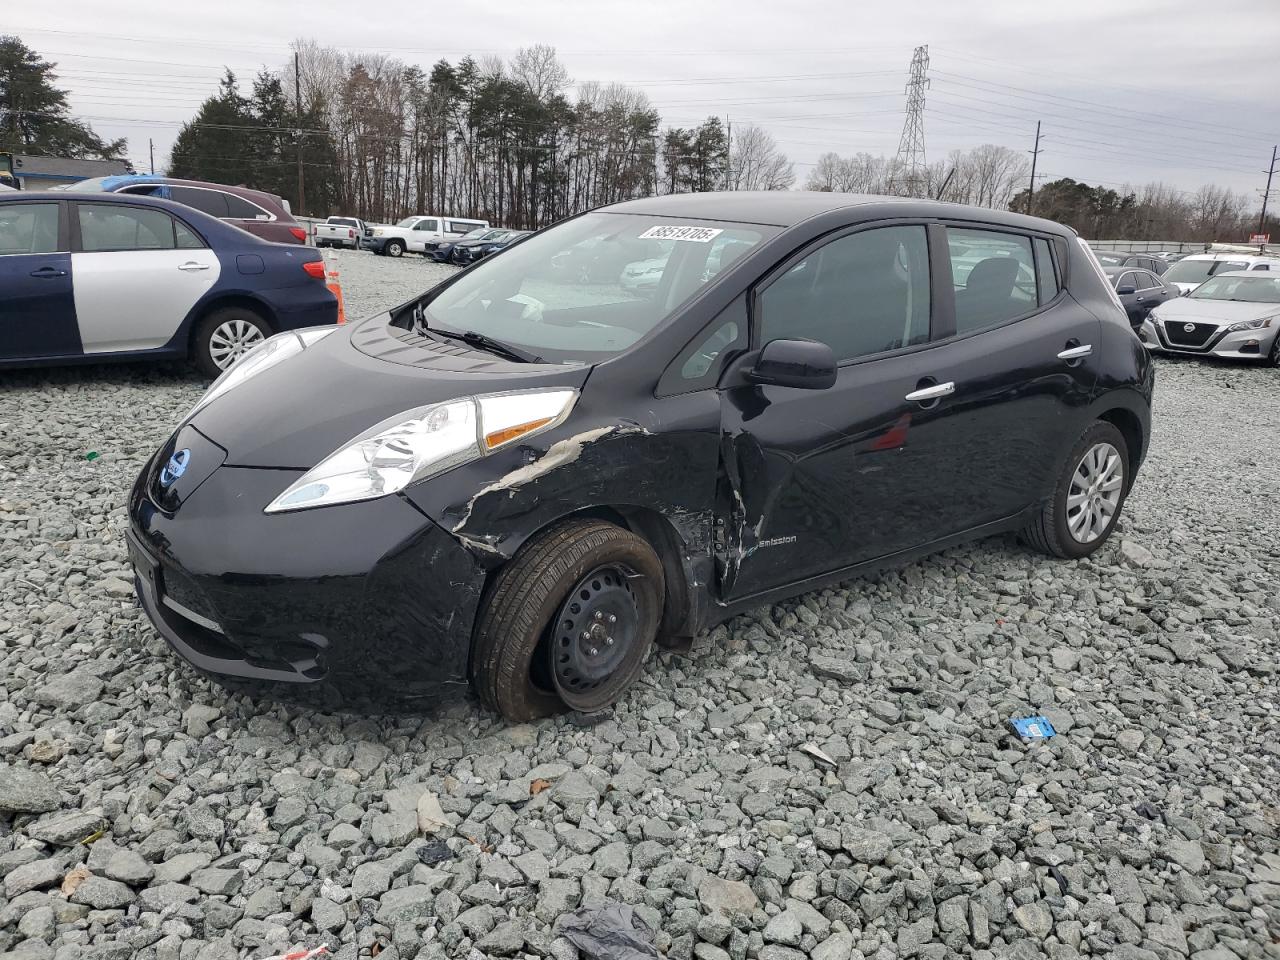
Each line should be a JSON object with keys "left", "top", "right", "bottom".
{"left": 415, "top": 212, "right": 775, "bottom": 362}
{"left": 330, "top": 218, "right": 358, "bottom": 227}
{"left": 395, "top": 217, "right": 422, "bottom": 228}
{"left": 1093, "top": 252, "right": 1126, "bottom": 265}
{"left": 1164, "top": 259, "right": 1249, "bottom": 283}
{"left": 1190, "top": 275, "right": 1280, "bottom": 303}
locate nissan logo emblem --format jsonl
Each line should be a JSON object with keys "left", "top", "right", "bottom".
{"left": 1183, "top": 323, "right": 1196, "bottom": 333}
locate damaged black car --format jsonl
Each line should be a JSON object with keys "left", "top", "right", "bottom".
{"left": 128, "top": 192, "right": 1152, "bottom": 720}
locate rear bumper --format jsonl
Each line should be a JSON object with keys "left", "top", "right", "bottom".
{"left": 127, "top": 448, "right": 484, "bottom": 708}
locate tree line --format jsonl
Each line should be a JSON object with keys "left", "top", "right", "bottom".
{"left": 3, "top": 34, "right": 1272, "bottom": 243}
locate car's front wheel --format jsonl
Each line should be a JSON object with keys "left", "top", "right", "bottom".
{"left": 1267, "top": 333, "right": 1280, "bottom": 367}
{"left": 1024, "top": 420, "right": 1130, "bottom": 559}
{"left": 471, "top": 520, "right": 664, "bottom": 722}
{"left": 385, "top": 239, "right": 404, "bottom": 258}
{"left": 194, "top": 307, "right": 271, "bottom": 378}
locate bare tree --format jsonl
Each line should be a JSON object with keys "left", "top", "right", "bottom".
{"left": 510, "top": 44, "right": 570, "bottom": 100}
{"left": 727, "top": 125, "right": 794, "bottom": 191}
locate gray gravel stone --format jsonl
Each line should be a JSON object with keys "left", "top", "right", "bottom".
{"left": 0, "top": 766, "right": 61, "bottom": 813}
{"left": 698, "top": 875, "right": 759, "bottom": 915}
{"left": 70, "top": 876, "right": 135, "bottom": 909}
{"left": 1012, "top": 902, "right": 1053, "bottom": 939}
{"left": 103, "top": 849, "right": 153, "bottom": 885}
{"left": 3, "top": 858, "right": 62, "bottom": 898}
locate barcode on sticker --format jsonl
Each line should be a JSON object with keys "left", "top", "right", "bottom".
{"left": 638, "top": 225, "right": 724, "bottom": 243}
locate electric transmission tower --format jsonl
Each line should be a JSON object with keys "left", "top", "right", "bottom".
{"left": 892, "top": 45, "right": 930, "bottom": 198}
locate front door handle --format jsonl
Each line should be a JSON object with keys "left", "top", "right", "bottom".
{"left": 904, "top": 381, "right": 955, "bottom": 402}
{"left": 29, "top": 266, "right": 67, "bottom": 278}
{"left": 1057, "top": 344, "right": 1093, "bottom": 360}
{"left": 178, "top": 261, "right": 211, "bottom": 272}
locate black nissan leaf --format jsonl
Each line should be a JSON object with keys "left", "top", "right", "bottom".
{"left": 128, "top": 192, "right": 1153, "bottom": 721}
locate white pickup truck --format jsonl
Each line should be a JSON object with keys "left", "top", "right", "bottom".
{"left": 314, "top": 216, "right": 366, "bottom": 249}
{"left": 362, "top": 215, "right": 489, "bottom": 257}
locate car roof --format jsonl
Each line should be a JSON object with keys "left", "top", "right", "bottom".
{"left": 602, "top": 190, "right": 1075, "bottom": 234}
{"left": 1180, "top": 252, "right": 1276, "bottom": 262}
{"left": 0, "top": 190, "right": 264, "bottom": 242}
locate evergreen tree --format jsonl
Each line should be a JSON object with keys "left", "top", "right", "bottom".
{"left": 168, "top": 71, "right": 253, "bottom": 185}
{"left": 0, "top": 36, "right": 126, "bottom": 159}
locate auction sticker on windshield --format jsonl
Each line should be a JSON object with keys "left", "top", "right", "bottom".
{"left": 638, "top": 225, "right": 724, "bottom": 242}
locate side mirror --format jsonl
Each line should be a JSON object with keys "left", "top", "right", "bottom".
{"left": 747, "top": 339, "right": 837, "bottom": 390}
{"left": 1116, "top": 285, "right": 1136, "bottom": 296}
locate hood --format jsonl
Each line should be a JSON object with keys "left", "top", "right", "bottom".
{"left": 189, "top": 317, "right": 591, "bottom": 468}
{"left": 1152, "top": 297, "right": 1279, "bottom": 326}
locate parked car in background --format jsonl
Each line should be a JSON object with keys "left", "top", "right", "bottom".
{"left": 1141, "top": 272, "right": 1280, "bottom": 363}
{"left": 1104, "top": 266, "right": 1179, "bottom": 326}
{"left": 1162, "top": 253, "right": 1279, "bottom": 294}
{"left": 64, "top": 175, "right": 308, "bottom": 245}
{"left": 363, "top": 215, "right": 490, "bottom": 257}
{"left": 1091, "top": 250, "right": 1169, "bottom": 275}
{"left": 315, "top": 216, "right": 365, "bottom": 249}
{"left": 0, "top": 192, "right": 337, "bottom": 377}
{"left": 423, "top": 227, "right": 503, "bottom": 262}
{"left": 126, "top": 192, "right": 1150, "bottom": 720}
{"left": 450, "top": 229, "right": 531, "bottom": 265}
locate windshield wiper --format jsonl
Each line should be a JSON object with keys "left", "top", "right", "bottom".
{"left": 432, "top": 326, "right": 543, "bottom": 363}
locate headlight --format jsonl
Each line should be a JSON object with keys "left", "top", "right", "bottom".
{"left": 264, "top": 388, "right": 579, "bottom": 513}
{"left": 373, "top": 228, "right": 384, "bottom": 236}
{"left": 1226, "top": 315, "right": 1276, "bottom": 332}
{"left": 187, "top": 328, "right": 335, "bottom": 419}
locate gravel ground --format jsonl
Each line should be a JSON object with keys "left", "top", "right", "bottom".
{"left": 1, "top": 248, "right": 1278, "bottom": 960}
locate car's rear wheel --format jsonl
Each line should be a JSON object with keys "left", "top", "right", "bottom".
{"left": 194, "top": 307, "right": 271, "bottom": 378}
{"left": 385, "top": 239, "right": 404, "bottom": 258}
{"left": 1023, "top": 420, "right": 1130, "bottom": 559}
{"left": 471, "top": 519, "right": 664, "bottom": 722}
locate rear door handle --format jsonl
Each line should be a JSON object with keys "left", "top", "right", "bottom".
{"left": 904, "top": 381, "right": 955, "bottom": 402}
{"left": 178, "top": 261, "right": 211, "bottom": 272}
{"left": 1058, "top": 344, "right": 1093, "bottom": 360}
{"left": 29, "top": 266, "right": 67, "bottom": 278}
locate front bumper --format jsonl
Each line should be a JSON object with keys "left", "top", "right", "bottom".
{"left": 127, "top": 437, "right": 485, "bottom": 708}
{"left": 1139, "top": 318, "right": 1276, "bottom": 360}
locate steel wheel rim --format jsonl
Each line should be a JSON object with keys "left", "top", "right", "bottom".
{"left": 1066, "top": 441, "right": 1123, "bottom": 544}
{"left": 550, "top": 565, "right": 639, "bottom": 708}
{"left": 208, "top": 319, "right": 264, "bottom": 370}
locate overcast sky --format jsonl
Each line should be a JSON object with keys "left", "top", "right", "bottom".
{"left": 9, "top": 0, "right": 1279, "bottom": 203}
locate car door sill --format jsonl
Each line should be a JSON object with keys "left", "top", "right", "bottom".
{"left": 706, "top": 506, "right": 1040, "bottom": 630}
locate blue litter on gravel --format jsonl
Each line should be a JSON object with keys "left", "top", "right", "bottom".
{"left": 1010, "top": 715, "right": 1057, "bottom": 740}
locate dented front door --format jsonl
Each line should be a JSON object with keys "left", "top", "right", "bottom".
{"left": 716, "top": 351, "right": 959, "bottom": 601}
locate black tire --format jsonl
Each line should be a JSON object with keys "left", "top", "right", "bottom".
{"left": 193, "top": 307, "right": 271, "bottom": 379}
{"left": 1023, "top": 420, "right": 1130, "bottom": 559}
{"left": 471, "top": 520, "right": 664, "bottom": 722}
{"left": 1267, "top": 334, "right": 1280, "bottom": 367}
{"left": 385, "top": 239, "right": 404, "bottom": 258}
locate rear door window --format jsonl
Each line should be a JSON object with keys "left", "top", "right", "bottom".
{"left": 0, "top": 202, "right": 60, "bottom": 255}
{"left": 169, "top": 186, "right": 229, "bottom": 218}
{"left": 77, "top": 204, "right": 177, "bottom": 251}
{"left": 223, "top": 193, "right": 270, "bottom": 220}
{"left": 414, "top": 219, "right": 440, "bottom": 232}
{"left": 947, "top": 228, "right": 1037, "bottom": 334}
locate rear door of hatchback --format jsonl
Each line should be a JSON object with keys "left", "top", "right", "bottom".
{"left": 717, "top": 215, "right": 1101, "bottom": 599}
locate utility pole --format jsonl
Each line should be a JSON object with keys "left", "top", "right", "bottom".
{"left": 294, "top": 51, "right": 306, "bottom": 217}
{"left": 1258, "top": 144, "right": 1277, "bottom": 237}
{"left": 724, "top": 116, "right": 732, "bottom": 190}
{"left": 892, "top": 45, "right": 930, "bottom": 198}
{"left": 1026, "top": 121, "right": 1042, "bottom": 215}
{"left": 148, "top": 138, "right": 154, "bottom": 175}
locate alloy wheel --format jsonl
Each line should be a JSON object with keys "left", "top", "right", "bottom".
{"left": 208, "top": 319, "right": 265, "bottom": 370}
{"left": 550, "top": 564, "right": 640, "bottom": 709}
{"left": 1066, "top": 441, "right": 1123, "bottom": 544}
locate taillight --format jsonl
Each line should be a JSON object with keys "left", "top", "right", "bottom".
{"left": 289, "top": 227, "right": 307, "bottom": 243}
{"left": 348, "top": 229, "right": 355, "bottom": 238}
{"left": 302, "top": 260, "right": 325, "bottom": 279}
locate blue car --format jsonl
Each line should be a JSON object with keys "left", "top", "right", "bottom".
{"left": 0, "top": 192, "right": 338, "bottom": 377}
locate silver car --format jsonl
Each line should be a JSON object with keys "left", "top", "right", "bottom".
{"left": 1140, "top": 271, "right": 1280, "bottom": 363}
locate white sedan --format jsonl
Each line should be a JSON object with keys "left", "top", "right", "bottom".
{"left": 1140, "top": 272, "right": 1280, "bottom": 364}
